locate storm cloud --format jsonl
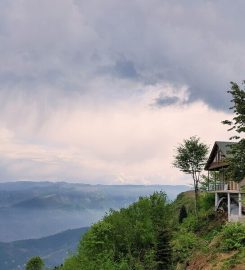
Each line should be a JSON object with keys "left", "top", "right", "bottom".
{"left": 0, "top": 0, "right": 243, "bottom": 184}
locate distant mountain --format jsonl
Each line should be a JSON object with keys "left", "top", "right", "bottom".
{"left": 0, "top": 227, "right": 88, "bottom": 270}
{"left": 0, "top": 181, "right": 189, "bottom": 241}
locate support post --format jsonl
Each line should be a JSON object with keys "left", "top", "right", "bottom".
{"left": 222, "top": 169, "right": 225, "bottom": 190}
{"left": 227, "top": 192, "right": 231, "bottom": 221}
{"left": 215, "top": 192, "right": 218, "bottom": 210}
{"left": 214, "top": 171, "right": 217, "bottom": 191}
{"left": 238, "top": 193, "right": 242, "bottom": 217}
{"left": 207, "top": 170, "right": 210, "bottom": 191}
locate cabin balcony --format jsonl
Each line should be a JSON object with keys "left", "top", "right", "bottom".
{"left": 208, "top": 181, "right": 239, "bottom": 192}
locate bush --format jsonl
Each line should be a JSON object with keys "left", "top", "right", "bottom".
{"left": 199, "top": 193, "right": 215, "bottom": 211}
{"left": 181, "top": 215, "right": 200, "bottom": 232}
{"left": 219, "top": 223, "right": 245, "bottom": 251}
{"left": 171, "top": 231, "right": 199, "bottom": 263}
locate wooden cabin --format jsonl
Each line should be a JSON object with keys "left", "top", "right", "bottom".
{"left": 205, "top": 141, "right": 245, "bottom": 222}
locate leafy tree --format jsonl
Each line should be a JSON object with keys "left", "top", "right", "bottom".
{"left": 173, "top": 136, "right": 208, "bottom": 217}
{"left": 222, "top": 81, "right": 245, "bottom": 182}
{"left": 25, "top": 256, "right": 44, "bottom": 270}
{"left": 60, "top": 192, "right": 172, "bottom": 270}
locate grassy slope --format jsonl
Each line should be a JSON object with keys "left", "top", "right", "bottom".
{"left": 173, "top": 191, "right": 245, "bottom": 270}
{"left": 56, "top": 191, "right": 245, "bottom": 270}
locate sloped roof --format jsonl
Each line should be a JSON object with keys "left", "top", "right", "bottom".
{"left": 204, "top": 141, "right": 236, "bottom": 170}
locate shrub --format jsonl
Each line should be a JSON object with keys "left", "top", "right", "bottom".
{"left": 181, "top": 215, "right": 200, "bottom": 232}
{"left": 171, "top": 231, "right": 199, "bottom": 263}
{"left": 199, "top": 193, "right": 215, "bottom": 211}
{"left": 219, "top": 223, "right": 245, "bottom": 251}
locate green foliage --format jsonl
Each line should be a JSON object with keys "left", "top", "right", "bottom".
{"left": 25, "top": 256, "right": 44, "bottom": 270}
{"left": 178, "top": 205, "right": 188, "bottom": 224}
{"left": 173, "top": 192, "right": 196, "bottom": 216}
{"left": 222, "top": 81, "right": 245, "bottom": 181}
{"left": 156, "top": 229, "right": 172, "bottom": 270}
{"left": 61, "top": 256, "right": 80, "bottom": 270}
{"left": 118, "top": 259, "right": 131, "bottom": 270}
{"left": 221, "top": 248, "right": 245, "bottom": 270}
{"left": 173, "top": 136, "right": 209, "bottom": 216}
{"left": 60, "top": 192, "right": 172, "bottom": 270}
{"left": 57, "top": 189, "right": 245, "bottom": 270}
{"left": 200, "top": 172, "right": 217, "bottom": 191}
{"left": 171, "top": 230, "right": 200, "bottom": 263}
{"left": 222, "top": 81, "right": 245, "bottom": 136}
{"left": 181, "top": 215, "right": 200, "bottom": 232}
{"left": 173, "top": 136, "right": 209, "bottom": 176}
{"left": 199, "top": 193, "right": 215, "bottom": 212}
{"left": 226, "top": 139, "right": 245, "bottom": 182}
{"left": 218, "top": 223, "right": 245, "bottom": 251}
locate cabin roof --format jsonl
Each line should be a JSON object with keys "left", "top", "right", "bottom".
{"left": 204, "top": 141, "right": 235, "bottom": 170}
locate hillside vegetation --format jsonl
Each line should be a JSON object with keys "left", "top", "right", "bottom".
{"left": 50, "top": 191, "right": 245, "bottom": 270}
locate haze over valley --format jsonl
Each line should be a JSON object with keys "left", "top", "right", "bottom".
{"left": 0, "top": 181, "right": 188, "bottom": 242}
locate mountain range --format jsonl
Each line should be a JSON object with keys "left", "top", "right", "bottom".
{"left": 0, "top": 181, "right": 189, "bottom": 242}
{"left": 0, "top": 227, "right": 88, "bottom": 270}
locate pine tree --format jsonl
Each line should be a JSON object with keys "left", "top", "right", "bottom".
{"left": 156, "top": 229, "right": 172, "bottom": 270}
{"left": 179, "top": 205, "right": 187, "bottom": 224}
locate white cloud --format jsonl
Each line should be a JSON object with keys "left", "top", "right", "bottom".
{"left": 0, "top": 83, "right": 232, "bottom": 184}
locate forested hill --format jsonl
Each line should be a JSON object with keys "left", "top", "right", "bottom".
{"left": 52, "top": 191, "right": 245, "bottom": 270}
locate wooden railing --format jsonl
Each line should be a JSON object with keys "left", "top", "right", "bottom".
{"left": 228, "top": 181, "right": 239, "bottom": 190}
{"left": 209, "top": 181, "right": 239, "bottom": 191}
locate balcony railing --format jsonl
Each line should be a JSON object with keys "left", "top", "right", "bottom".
{"left": 208, "top": 181, "right": 239, "bottom": 191}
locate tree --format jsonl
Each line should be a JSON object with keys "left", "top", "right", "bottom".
{"left": 222, "top": 81, "right": 245, "bottom": 182}
{"left": 25, "top": 256, "right": 44, "bottom": 270}
{"left": 173, "top": 136, "right": 208, "bottom": 217}
{"left": 178, "top": 205, "right": 188, "bottom": 224}
{"left": 156, "top": 228, "right": 172, "bottom": 270}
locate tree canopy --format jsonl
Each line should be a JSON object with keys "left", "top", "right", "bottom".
{"left": 173, "top": 136, "right": 208, "bottom": 216}
{"left": 60, "top": 192, "right": 173, "bottom": 270}
{"left": 222, "top": 81, "right": 245, "bottom": 181}
{"left": 25, "top": 256, "right": 44, "bottom": 270}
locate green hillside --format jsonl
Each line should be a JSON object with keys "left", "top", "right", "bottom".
{"left": 51, "top": 191, "right": 245, "bottom": 270}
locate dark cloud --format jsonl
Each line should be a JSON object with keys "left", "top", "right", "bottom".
{"left": 114, "top": 59, "right": 138, "bottom": 79}
{"left": 98, "top": 58, "right": 138, "bottom": 80}
{"left": 0, "top": 0, "right": 245, "bottom": 109}
{"left": 154, "top": 96, "right": 180, "bottom": 107}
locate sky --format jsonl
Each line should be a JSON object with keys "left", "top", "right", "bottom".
{"left": 0, "top": 0, "right": 244, "bottom": 185}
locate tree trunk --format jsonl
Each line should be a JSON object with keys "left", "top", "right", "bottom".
{"left": 193, "top": 178, "right": 199, "bottom": 219}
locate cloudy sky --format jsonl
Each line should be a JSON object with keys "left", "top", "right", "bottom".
{"left": 0, "top": 0, "right": 244, "bottom": 185}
